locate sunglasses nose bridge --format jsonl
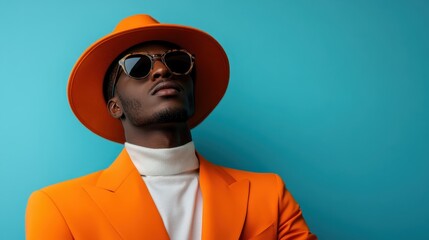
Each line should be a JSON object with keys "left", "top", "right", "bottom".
{"left": 152, "top": 55, "right": 165, "bottom": 66}
{"left": 151, "top": 56, "right": 171, "bottom": 79}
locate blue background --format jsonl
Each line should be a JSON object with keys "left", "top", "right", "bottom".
{"left": 1, "top": 0, "right": 428, "bottom": 239}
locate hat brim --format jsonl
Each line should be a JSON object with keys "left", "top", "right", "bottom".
{"left": 68, "top": 24, "right": 229, "bottom": 143}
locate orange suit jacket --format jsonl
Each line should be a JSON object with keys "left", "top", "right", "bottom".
{"left": 26, "top": 149, "right": 317, "bottom": 240}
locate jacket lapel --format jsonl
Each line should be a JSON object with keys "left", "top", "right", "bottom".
{"left": 198, "top": 154, "right": 250, "bottom": 240}
{"left": 81, "top": 150, "right": 249, "bottom": 240}
{"left": 82, "top": 149, "right": 169, "bottom": 240}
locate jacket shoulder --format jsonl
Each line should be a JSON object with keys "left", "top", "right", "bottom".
{"left": 211, "top": 162, "right": 283, "bottom": 185}
{"left": 26, "top": 170, "right": 105, "bottom": 239}
{"left": 30, "top": 170, "right": 103, "bottom": 204}
{"left": 208, "top": 163, "right": 317, "bottom": 239}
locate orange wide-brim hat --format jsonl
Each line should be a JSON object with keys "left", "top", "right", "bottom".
{"left": 67, "top": 14, "right": 229, "bottom": 143}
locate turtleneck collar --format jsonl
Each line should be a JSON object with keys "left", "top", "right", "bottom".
{"left": 124, "top": 141, "right": 199, "bottom": 176}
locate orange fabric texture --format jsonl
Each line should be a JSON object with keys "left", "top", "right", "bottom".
{"left": 26, "top": 150, "right": 317, "bottom": 239}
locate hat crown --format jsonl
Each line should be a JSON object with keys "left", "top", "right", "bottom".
{"left": 113, "top": 14, "right": 160, "bottom": 33}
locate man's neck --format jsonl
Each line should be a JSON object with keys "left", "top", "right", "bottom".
{"left": 123, "top": 122, "right": 192, "bottom": 148}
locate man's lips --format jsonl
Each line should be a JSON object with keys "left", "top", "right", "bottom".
{"left": 150, "top": 81, "right": 184, "bottom": 96}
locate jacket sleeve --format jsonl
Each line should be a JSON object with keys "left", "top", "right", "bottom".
{"left": 275, "top": 174, "right": 318, "bottom": 240}
{"left": 26, "top": 190, "right": 73, "bottom": 240}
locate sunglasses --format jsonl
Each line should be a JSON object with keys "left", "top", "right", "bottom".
{"left": 111, "top": 49, "right": 195, "bottom": 97}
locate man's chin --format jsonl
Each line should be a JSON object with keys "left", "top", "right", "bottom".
{"left": 149, "top": 107, "right": 190, "bottom": 125}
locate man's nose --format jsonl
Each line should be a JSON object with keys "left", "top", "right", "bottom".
{"left": 151, "top": 60, "right": 171, "bottom": 80}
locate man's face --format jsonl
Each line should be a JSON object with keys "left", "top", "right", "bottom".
{"left": 111, "top": 42, "right": 195, "bottom": 127}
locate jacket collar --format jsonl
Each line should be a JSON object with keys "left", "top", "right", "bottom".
{"left": 84, "top": 149, "right": 249, "bottom": 240}
{"left": 198, "top": 153, "right": 250, "bottom": 240}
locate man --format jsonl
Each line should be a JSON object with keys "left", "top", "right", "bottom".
{"left": 26, "top": 14, "right": 317, "bottom": 239}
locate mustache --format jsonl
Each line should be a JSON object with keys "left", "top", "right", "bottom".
{"left": 149, "top": 79, "right": 184, "bottom": 95}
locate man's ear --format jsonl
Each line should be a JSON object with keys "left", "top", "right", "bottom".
{"left": 107, "top": 97, "right": 123, "bottom": 119}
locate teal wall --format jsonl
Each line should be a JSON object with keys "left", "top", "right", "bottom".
{"left": 1, "top": 0, "right": 428, "bottom": 239}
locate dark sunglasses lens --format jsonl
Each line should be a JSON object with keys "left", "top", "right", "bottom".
{"left": 164, "top": 51, "right": 192, "bottom": 74}
{"left": 124, "top": 55, "right": 152, "bottom": 78}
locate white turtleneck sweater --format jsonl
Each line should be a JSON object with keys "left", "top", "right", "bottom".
{"left": 124, "top": 141, "right": 202, "bottom": 240}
